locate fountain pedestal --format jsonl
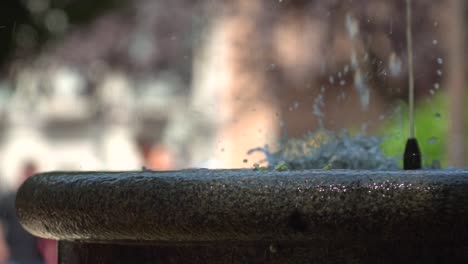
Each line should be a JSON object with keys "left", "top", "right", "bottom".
{"left": 16, "top": 169, "right": 468, "bottom": 263}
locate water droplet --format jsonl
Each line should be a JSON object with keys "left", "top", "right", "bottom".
{"left": 268, "top": 64, "right": 276, "bottom": 71}
{"left": 340, "top": 91, "right": 346, "bottom": 99}
{"left": 340, "top": 80, "right": 346, "bottom": 86}
{"left": 354, "top": 69, "right": 369, "bottom": 110}
{"left": 430, "top": 160, "right": 441, "bottom": 169}
{"left": 351, "top": 52, "right": 359, "bottom": 68}
{"left": 436, "top": 70, "right": 442, "bottom": 76}
{"left": 363, "top": 53, "right": 369, "bottom": 61}
{"left": 344, "top": 65, "right": 350, "bottom": 73}
{"left": 320, "top": 86, "right": 325, "bottom": 93}
{"left": 437, "top": 58, "right": 443, "bottom": 64}
{"left": 428, "top": 136, "right": 438, "bottom": 145}
{"left": 329, "top": 76, "right": 335, "bottom": 84}
{"left": 432, "top": 39, "right": 438, "bottom": 45}
{"left": 434, "top": 21, "right": 439, "bottom": 27}
{"left": 434, "top": 112, "right": 441, "bottom": 118}
{"left": 269, "top": 244, "right": 278, "bottom": 253}
{"left": 434, "top": 83, "right": 440, "bottom": 90}
{"left": 346, "top": 14, "right": 359, "bottom": 38}
{"left": 429, "top": 89, "right": 435, "bottom": 95}
{"left": 338, "top": 72, "right": 342, "bottom": 78}
{"left": 293, "top": 101, "right": 299, "bottom": 109}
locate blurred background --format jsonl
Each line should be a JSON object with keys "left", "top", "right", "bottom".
{"left": 0, "top": 0, "right": 466, "bottom": 263}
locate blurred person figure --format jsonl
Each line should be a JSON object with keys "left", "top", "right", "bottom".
{"left": 0, "top": 221, "right": 10, "bottom": 264}
{"left": 146, "top": 144, "right": 173, "bottom": 170}
{"left": 0, "top": 161, "right": 44, "bottom": 264}
{"left": 138, "top": 141, "right": 174, "bottom": 170}
{"left": 36, "top": 240, "right": 55, "bottom": 264}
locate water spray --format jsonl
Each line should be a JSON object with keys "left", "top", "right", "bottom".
{"left": 403, "top": 0, "right": 422, "bottom": 169}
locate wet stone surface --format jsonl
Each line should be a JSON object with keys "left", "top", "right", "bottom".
{"left": 15, "top": 169, "right": 468, "bottom": 263}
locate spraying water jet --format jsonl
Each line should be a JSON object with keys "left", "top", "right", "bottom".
{"left": 403, "top": 0, "right": 422, "bottom": 170}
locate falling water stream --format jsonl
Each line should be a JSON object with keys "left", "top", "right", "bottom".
{"left": 407, "top": 0, "right": 415, "bottom": 139}
{"left": 403, "top": 0, "right": 422, "bottom": 170}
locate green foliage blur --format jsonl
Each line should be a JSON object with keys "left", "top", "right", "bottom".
{"left": 380, "top": 93, "right": 448, "bottom": 168}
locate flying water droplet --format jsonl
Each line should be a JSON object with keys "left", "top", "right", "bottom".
{"left": 433, "top": 83, "right": 440, "bottom": 90}
{"left": 313, "top": 94, "right": 325, "bottom": 128}
{"left": 345, "top": 14, "right": 359, "bottom": 39}
{"left": 432, "top": 39, "right": 438, "bottom": 45}
{"left": 351, "top": 52, "right": 359, "bottom": 69}
{"left": 353, "top": 69, "right": 370, "bottom": 110}
{"left": 293, "top": 101, "right": 299, "bottom": 109}
{"left": 437, "top": 58, "right": 443, "bottom": 64}
{"left": 428, "top": 136, "right": 438, "bottom": 145}
{"left": 344, "top": 65, "right": 350, "bottom": 73}
{"left": 363, "top": 53, "right": 369, "bottom": 61}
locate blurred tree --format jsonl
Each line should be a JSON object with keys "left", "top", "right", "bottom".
{"left": 0, "top": 0, "right": 127, "bottom": 71}
{"left": 0, "top": 0, "right": 30, "bottom": 70}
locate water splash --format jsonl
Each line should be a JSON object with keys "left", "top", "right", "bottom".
{"left": 248, "top": 129, "right": 399, "bottom": 170}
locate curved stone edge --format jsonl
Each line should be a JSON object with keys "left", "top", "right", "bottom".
{"left": 16, "top": 169, "right": 468, "bottom": 243}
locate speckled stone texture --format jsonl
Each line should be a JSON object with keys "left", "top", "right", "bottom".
{"left": 16, "top": 169, "right": 468, "bottom": 263}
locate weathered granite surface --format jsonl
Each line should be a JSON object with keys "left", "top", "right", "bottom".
{"left": 16, "top": 169, "right": 468, "bottom": 244}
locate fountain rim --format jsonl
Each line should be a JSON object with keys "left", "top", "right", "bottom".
{"left": 15, "top": 169, "right": 468, "bottom": 243}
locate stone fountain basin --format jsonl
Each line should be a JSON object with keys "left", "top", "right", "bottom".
{"left": 15, "top": 169, "right": 468, "bottom": 263}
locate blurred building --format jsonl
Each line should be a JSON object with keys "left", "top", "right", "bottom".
{"left": 0, "top": 63, "right": 190, "bottom": 190}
